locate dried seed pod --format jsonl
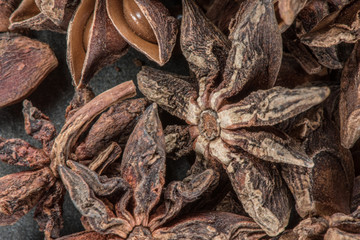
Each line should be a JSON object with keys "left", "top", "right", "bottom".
{"left": 0, "top": 33, "right": 58, "bottom": 108}
{"left": 301, "top": 1, "right": 360, "bottom": 47}
{"left": 281, "top": 105, "right": 354, "bottom": 217}
{"left": 107, "top": 0, "right": 178, "bottom": 65}
{"left": 50, "top": 81, "right": 137, "bottom": 175}
{"left": 164, "top": 125, "right": 193, "bottom": 161}
{"left": 37, "top": 0, "right": 79, "bottom": 28}
{"left": 294, "top": 0, "right": 344, "bottom": 69}
{"left": 0, "top": 167, "right": 56, "bottom": 225}
{"left": 74, "top": 98, "right": 148, "bottom": 160}
{"left": 275, "top": 0, "right": 308, "bottom": 32}
{"left": 0, "top": 0, "right": 21, "bottom": 32}
{"left": 67, "top": 0, "right": 128, "bottom": 88}
{"left": 340, "top": 42, "right": 360, "bottom": 149}
{"left": 34, "top": 181, "right": 65, "bottom": 239}
{"left": 9, "top": 0, "right": 67, "bottom": 33}
{"left": 205, "top": 0, "right": 242, "bottom": 35}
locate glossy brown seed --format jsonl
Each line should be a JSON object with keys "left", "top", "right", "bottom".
{"left": 123, "top": 0, "right": 157, "bottom": 43}
{"left": 67, "top": 0, "right": 128, "bottom": 87}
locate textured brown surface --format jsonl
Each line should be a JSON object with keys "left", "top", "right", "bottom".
{"left": 0, "top": 33, "right": 58, "bottom": 108}
{"left": 138, "top": 0, "right": 331, "bottom": 235}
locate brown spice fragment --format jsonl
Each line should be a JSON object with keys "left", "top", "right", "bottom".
{"left": 50, "top": 81, "right": 137, "bottom": 175}
{"left": 0, "top": 33, "right": 58, "bottom": 108}
{"left": 0, "top": 167, "right": 56, "bottom": 225}
{"left": 280, "top": 101, "right": 354, "bottom": 217}
{"left": 0, "top": 138, "right": 50, "bottom": 168}
{"left": 9, "top": 0, "right": 68, "bottom": 33}
{"left": 37, "top": 0, "right": 79, "bottom": 29}
{"left": 0, "top": 0, "right": 21, "bottom": 32}
{"left": 87, "top": 142, "right": 122, "bottom": 175}
{"left": 34, "top": 181, "right": 65, "bottom": 239}
{"left": 340, "top": 42, "right": 360, "bottom": 149}
{"left": 301, "top": 0, "right": 360, "bottom": 47}
{"left": 278, "top": 0, "right": 308, "bottom": 25}
{"left": 75, "top": 98, "right": 148, "bottom": 160}
{"left": 164, "top": 125, "right": 192, "bottom": 161}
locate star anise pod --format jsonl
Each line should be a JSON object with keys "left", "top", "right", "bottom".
{"left": 138, "top": 0, "right": 331, "bottom": 236}
{"left": 0, "top": 32, "right": 58, "bottom": 108}
{"left": 300, "top": 0, "right": 360, "bottom": 48}
{"left": 8, "top": 0, "right": 78, "bottom": 33}
{"left": 289, "top": 0, "right": 351, "bottom": 70}
{"left": 278, "top": 88, "right": 354, "bottom": 218}
{"left": 0, "top": 81, "right": 147, "bottom": 239}
{"left": 67, "top": 0, "right": 178, "bottom": 88}
{"left": 284, "top": 202, "right": 360, "bottom": 239}
{"left": 340, "top": 41, "right": 360, "bottom": 148}
{"left": 58, "top": 103, "right": 267, "bottom": 240}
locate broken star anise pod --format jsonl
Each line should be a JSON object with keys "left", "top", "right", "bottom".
{"left": 138, "top": 0, "right": 330, "bottom": 236}
{"left": 0, "top": 81, "right": 146, "bottom": 239}
{"left": 58, "top": 103, "right": 267, "bottom": 240}
{"left": 8, "top": 0, "right": 79, "bottom": 33}
{"left": 67, "top": 0, "right": 178, "bottom": 88}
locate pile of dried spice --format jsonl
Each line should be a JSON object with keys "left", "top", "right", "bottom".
{"left": 1, "top": 0, "right": 360, "bottom": 239}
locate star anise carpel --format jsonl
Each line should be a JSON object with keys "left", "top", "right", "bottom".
{"left": 138, "top": 0, "right": 331, "bottom": 236}
{"left": 7, "top": 0, "right": 78, "bottom": 33}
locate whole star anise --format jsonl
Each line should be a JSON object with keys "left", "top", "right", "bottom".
{"left": 138, "top": 0, "right": 330, "bottom": 236}
{"left": 57, "top": 104, "right": 267, "bottom": 240}
{"left": 0, "top": 81, "right": 146, "bottom": 239}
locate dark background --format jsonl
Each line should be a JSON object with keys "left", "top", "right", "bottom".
{"left": 0, "top": 25, "right": 189, "bottom": 239}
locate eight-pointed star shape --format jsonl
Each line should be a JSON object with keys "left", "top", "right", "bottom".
{"left": 138, "top": 0, "right": 330, "bottom": 236}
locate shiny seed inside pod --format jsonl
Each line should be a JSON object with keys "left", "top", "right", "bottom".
{"left": 123, "top": 0, "right": 157, "bottom": 44}
{"left": 83, "top": 12, "right": 94, "bottom": 51}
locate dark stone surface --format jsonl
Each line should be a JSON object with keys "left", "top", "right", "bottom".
{"left": 0, "top": 28, "right": 189, "bottom": 239}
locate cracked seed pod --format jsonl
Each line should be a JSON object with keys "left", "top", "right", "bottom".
{"left": 301, "top": 0, "right": 360, "bottom": 47}
{"left": 280, "top": 103, "right": 354, "bottom": 218}
{"left": 0, "top": 33, "right": 58, "bottom": 108}
{"left": 291, "top": 0, "right": 345, "bottom": 70}
{"left": 108, "top": 0, "right": 178, "bottom": 65}
{"left": 67, "top": 0, "right": 177, "bottom": 88}
{"left": 340, "top": 42, "right": 360, "bottom": 149}
{"left": 37, "top": 0, "right": 79, "bottom": 27}
{"left": 8, "top": 0, "right": 72, "bottom": 33}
